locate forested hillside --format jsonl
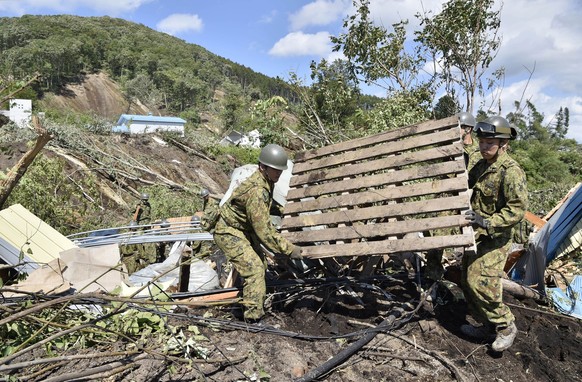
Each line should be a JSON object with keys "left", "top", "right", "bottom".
{"left": 0, "top": 14, "right": 295, "bottom": 105}
{"left": 1, "top": 9, "right": 581, "bottom": 226}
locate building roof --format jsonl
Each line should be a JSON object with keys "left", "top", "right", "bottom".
{"left": 116, "top": 114, "right": 186, "bottom": 125}
{"left": 0, "top": 204, "right": 77, "bottom": 274}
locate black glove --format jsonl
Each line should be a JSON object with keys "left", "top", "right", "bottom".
{"left": 464, "top": 210, "right": 489, "bottom": 229}
{"left": 290, "top": 246, "right": 303, "bottom": 260}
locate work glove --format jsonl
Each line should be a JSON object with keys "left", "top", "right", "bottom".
{"left": 464, "top": 210, "right": 489, "bottom": 229}
{"left": 290, "top": 245, "right": 303, "bottom": 260}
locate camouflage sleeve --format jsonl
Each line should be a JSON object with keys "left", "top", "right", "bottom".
{"left": 247, "top": 187, "right": 295, "bottom": 256}
{"left": 488, "top": 164, "right": 528, "bottom": 234}
{"left": 201, "top": 198, "right": 220, "bottom": 231}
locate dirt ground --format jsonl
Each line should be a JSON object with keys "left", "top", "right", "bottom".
{"left": 9, "top": 268, "right": 578, "bottom": 382}
{"left": 160, "top": 272, "right": 582, "bottom": 382}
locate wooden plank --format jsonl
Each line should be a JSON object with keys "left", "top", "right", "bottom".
{"left": 291, "top": 143, "right": 463, "bottom": 187}
{"left": 525, "top": 211, "right": 546, "bottom": 229}
{"left": 301, "top": 234, "right": 475, "bottom": 258}
{"left": 295, "top": 116, "right": 458, "bottom": 162}
{"left": 281, "top": 194, "right": 469, "bottom": 229}
{"left": 284, "top": 176, "right": 468, "bottom": 214}
{"left": 176, "top": 290, "right": 240, "bottom": 305}
{"left": 287, "top": 160, "right": 466, "bottom": 200}
{"left": 282, "top": 117, "right": 474, "bottom": 261}
{"left": 283, "top": 214, "right": 470, "bottom": 243}
{"left": 293, "top": 125, "right": 460, "bottom": 174}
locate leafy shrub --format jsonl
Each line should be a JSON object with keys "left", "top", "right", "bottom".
{"left": 4, "top": 154, "right": 104, "bottom": 235}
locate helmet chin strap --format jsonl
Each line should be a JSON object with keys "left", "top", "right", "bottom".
{"left": 259, "top": 163, "right": 276, "bottom": 183}
{"left": 491, "top": 139, "right": 508, "bottom": 161}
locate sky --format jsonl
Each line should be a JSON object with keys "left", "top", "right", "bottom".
{"left": 1, "top": 0, "right": 581, "bottom": 143}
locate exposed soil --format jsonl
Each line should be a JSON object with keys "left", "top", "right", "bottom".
{"left": 1, "top": 73, "right": 580, "bottom": 382}
{"left": 40, "top": 72, "right": 151, "bottom": 120}
{"left": 7, "top": 271, "right": 579, "bottom": 382}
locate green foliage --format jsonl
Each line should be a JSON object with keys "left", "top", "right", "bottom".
{"left": 331, "top": 0, "right": 427, "bottom": 93}
{"left": 141, "top": 183, "right": 204, "bottom": 221}
{"left": 42, "top": 106, "right": 113, "bottom": 135}
{"left": 3, "top": 154, "right": 104, "bottom": 235}
{"left": 0, "top": 301, "right": 208, "bottom": 360}
{"left": 511, "top": 141, "right": 573, "bottom": 189}
{"left": 433, "top": 94, "right": 460, "bottom": 119}
{"left": 527, "top": 183, "right": 577, "bottom": 217}
{"left": 206, "top": 145, "right": 260, "bottom": 172}
{"left": 363, "top": 88, "right": 431, "bottom": 134}
{"left": 415, "top": 0, "right": 502, "bottom": 111}
{"left": 0, "top": 14, "right": 293, "bottom": 115}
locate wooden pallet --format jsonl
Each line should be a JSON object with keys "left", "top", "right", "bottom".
{"left": 281, "top": 116, "right": 475, "bottom": 259}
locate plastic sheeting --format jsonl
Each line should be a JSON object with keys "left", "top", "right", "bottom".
{"left": 219, "top": 160, "right": 294, "bottom": 208}
{"left": 128, "top": 241, "right": 219, "bottom": 292}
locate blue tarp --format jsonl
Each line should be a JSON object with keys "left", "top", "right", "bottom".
{"left": 545, "top": 185, "right": 582, "bottom": 264}
{"left": 547, "top": 275, "right": 582, "bottom": 319}
{"left": 511, "top": 184, "right": 582, "bottom": 293}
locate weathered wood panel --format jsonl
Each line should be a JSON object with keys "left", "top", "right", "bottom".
{"left": 281, "top": 116, "right": 475, "bottom": 259}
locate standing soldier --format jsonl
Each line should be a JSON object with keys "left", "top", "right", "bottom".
{"left": 458, "top": 111, "right": 479, "bottom": 169}
{"left": 461, "top": 116, "right": 527, "bottom": 352}
{"left": 213, "top": 144, "right": 303, "bottom": 323}
{"left": 132, "top": 192, "right": 151, "bottom": 225}
{"left": 425, "top": 112, "right": 478, "bottom": 282}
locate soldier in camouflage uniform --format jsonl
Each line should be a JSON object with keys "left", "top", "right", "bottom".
{"left": 213, "top": 144, "right": 303, "bottom": 322}
{"left": 461, "top": 116, "right": 527, "bottom": 352}
{"left": 459, "top": 111, "right": 480, "bottom": 170}
{"left": 190, "top": 189, "right": 220, "bottom": 259}
{"left": 425, "top": 112, "right": 477, "bottom": 281}
{"left": 200, "top": 188, "right": 220, "bottom": 232}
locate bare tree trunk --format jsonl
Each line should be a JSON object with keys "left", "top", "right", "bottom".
{"left": 0, "top": 115, "right": 52, "bottom": 209}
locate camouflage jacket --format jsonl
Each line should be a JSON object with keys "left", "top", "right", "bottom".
{"left": 201, "top": 197, "right": 220, "bottom": 231}
{"left": 215, "top": 170, "right": 295, "bottom": 256}
{"left": 468, "top": 151, "right": 528, "bottom": 240}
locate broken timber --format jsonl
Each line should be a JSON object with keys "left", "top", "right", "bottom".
{"left": 281, "top": 116, "right": 475, "bottom": 259}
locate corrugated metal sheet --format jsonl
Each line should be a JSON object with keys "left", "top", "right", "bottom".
{"left": 0, "top": 204, "right": 77, "bottom": 271}
{"left": 116, "top": 114, "right": 186, "bottom": 125}
{"left": 280, "top": 116, "right": 474, "bottom": 259}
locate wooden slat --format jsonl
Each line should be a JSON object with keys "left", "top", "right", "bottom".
{"left": 291, "top": 142, "right": 463, "bottom": 187}
{"left": 293, "top": 125, "right": 460, "bottom": 174}
{"left": 282, "top": 194, "right": 469, "bottom": 229}
{"left": 287, "top": 160, "right": 466, "bottom": 200}
{"left": 281, "top": 117, "right": 474, "bottom": 261}
{"left": 301, "top": 235, "right": 474, "bottom": 258}
{"left": 295, "top": 116, "right": 458, "bottom": 162}
{"left": 285, "top": 176, "right": 468, "bottom": 214}
{"left": 283, "top": 214, "right": 469, "bottom": 243}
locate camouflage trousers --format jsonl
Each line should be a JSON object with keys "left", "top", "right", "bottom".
{"left": 119, "top": 243, "right": 157, "bottom": 274}
{"left": 461, "top": 235, "right": 514, "bottom": 329}
{"left": 214, "top": 231, "right": 267, "bottom": 320}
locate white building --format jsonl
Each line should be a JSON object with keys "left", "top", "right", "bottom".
{"left": 0, "top": 99, "right": 32, "bottom": 128}
{"left": 113, "top": 114, "right": 186, "bottom": 136}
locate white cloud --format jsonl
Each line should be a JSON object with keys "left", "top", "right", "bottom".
{"left": 0, "top": 0, "right": 153, "bottom": 15}
{"left": 156, "top": 14, "right": 203, "bottom": 36}
{"left": 269, "top": 31, "right": 332, "bottom": 57}
{"left": 362, "top": 0, "right": 582, "bottom": 142}
{"left": 289, "top": 0, "right": 350, "bottom": 30}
